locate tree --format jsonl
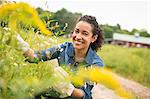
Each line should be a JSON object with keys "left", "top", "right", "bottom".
{"left": 51, "top": 8, "right": 82, "bottom": 34}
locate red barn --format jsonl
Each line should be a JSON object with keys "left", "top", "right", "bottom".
{"left": 111, "top": 33, "right": 150, "bottom": 48}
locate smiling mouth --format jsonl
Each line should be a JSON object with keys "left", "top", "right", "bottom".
{"left": 74, "top": 40, "right": 83, "bottom": 45}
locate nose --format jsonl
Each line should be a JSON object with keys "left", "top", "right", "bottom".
{"left": 75, "top": 33, "right": 82, "bottom": 40}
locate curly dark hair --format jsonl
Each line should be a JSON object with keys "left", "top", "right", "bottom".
{"left": 77, "top": 15, "right": 104, "bottom": 51}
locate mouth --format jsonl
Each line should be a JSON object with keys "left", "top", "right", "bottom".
{"left": 74, "top": 40, "right": 83, "bottom": 45}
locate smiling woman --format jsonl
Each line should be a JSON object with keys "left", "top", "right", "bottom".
{"left": 72, "top": 15, "right": 104, "bottom": 64}
{"left": 16, "top": 15, "right": 104, "bottom": 99}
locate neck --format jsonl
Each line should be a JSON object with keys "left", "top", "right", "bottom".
{"left": 74, "top": 47, "right": 89, "bottom": 62}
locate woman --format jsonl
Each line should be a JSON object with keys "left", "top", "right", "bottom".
{"left": 17, "top": 15, "right": 104, "bottom": 99}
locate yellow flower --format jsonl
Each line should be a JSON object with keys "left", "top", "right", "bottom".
{"left": 69, "top": 66, "right": 132, "bottom": 98}
{"left": 0, "top": 2, "right": 52, "bottom": 36}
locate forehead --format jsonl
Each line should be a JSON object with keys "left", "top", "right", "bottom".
{"left": 75, "top": 21, "right": 93, "bottom": 32}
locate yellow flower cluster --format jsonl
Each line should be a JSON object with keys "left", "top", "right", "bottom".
{"left": 0, "top": 2, "right": 52, "bottom": 36}
{"left": 70, "top": 66, "right": 132, "bottom": 99}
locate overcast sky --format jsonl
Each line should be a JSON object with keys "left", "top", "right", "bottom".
{"left": 9, "top": 0, "right": 150, "bottom": 32}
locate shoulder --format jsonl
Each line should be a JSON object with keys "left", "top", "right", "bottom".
{"left": 59, "top": 42, "right": 73, "bottom": 48}
{"left": 58, "top": 42, "right": 74, "bottom": 55}
{"left": 92, "top": 53, "right": 104, "bottom": 67}
{"left": 86, "top": 47, "right": 104, "bottom": 67}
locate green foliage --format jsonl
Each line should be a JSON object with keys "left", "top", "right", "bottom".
{"left": 101, "top": 24, "right": 115, "bottom": 38}
{"left": 0, "top": 2, "right": 67, "bottom": 98}
{"left": 51, "top": 8, "right": 82, "bottom": 34}
{"left": 0, "top": 27, "right": 67, "bottom": 98}
{"left": 36, "top": 8, "right": 81, "bottom": 35}
{"left": 36, "top": 8, "right": 69, "bottom": 36}
{"left": 101, "top": 24, "right": 150, "bottom": 38}
{"left": 98, "top": 45, "right": 150, "bottom": 87}
{"left": 101, "top": 24, "right": 130, "bottom": 38}
{"left": 131, "top": 28, "right": 150, "bottom": 37}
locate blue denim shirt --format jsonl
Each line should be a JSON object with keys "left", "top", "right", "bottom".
{"left": 38, "top": 42, "right": 104, "bottom": 66}
{"left": 35, "top": 42, "right": 104, "bottom": 99}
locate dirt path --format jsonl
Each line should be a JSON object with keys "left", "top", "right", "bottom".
{"left": 118, "top": 76, "right": 150, "bottom": 99}
{"left": 92, "top": 75, "right": 150, "bottom": 99}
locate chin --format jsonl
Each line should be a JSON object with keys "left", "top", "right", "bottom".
{"left": 75, "top": 47, "right": 82, "bottom": 50}
{"left": 73, "top": 44, "right": 82, "bottom": 50}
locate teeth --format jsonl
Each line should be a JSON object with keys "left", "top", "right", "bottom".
{"left": 75, "top": 41, "right": 82, "bottom": 44}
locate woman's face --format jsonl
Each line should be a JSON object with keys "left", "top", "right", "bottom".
{"left": 72, "top": 21, "right": 97, "bottom": 51}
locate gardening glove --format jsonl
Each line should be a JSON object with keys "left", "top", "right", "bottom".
{"left": 53, "top": 81, "right": 75, "bottom": 98}
{"left": 16, "top": 34, "right": 29, "bottom": 52}
{"left": 53, "top": 66, "right": 75, "bottom": 98}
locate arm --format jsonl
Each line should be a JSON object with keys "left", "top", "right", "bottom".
{"left": 16, "top": 34, "right": 61, "bottom": 63}
{"left": 53, "top": 66, "right": 85, "bottom": 98}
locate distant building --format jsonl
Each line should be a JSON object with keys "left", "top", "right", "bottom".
{"left": 110, "top": 33, "right": 150, "bottom": 48}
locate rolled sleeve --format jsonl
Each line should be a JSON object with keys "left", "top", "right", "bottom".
{"left": 34, "top": 45, "right": 62, "bottom": 62}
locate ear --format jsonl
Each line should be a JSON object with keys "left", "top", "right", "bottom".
{"left": 92, "top": 35, "right": 98, "bottom": 43}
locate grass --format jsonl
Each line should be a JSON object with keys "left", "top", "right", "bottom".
{"left": 98, "top": 44, "right": 150, "bottom": 87}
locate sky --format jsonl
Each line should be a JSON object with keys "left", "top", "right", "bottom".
{"left": 8, "top": 0, "right": 150, "bottom": 32}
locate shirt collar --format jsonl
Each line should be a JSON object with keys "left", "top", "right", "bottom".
{"left": 67, "top": 43, "right": 95, "bottom": 65}
{"left": 85, "top": 46, "right": 95, "bottom": 65}
{"left": 66, "top": 43, "right": 74, "bottom": 58}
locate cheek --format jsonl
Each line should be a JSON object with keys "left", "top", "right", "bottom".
{"left": 86, "top": 37, "right": 94, "bottom": 44}
{"left": 71, "top": 34, "right": 76, "bottom": 40}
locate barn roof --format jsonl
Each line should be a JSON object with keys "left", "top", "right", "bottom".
{"left": 113, "top": 33, "right": 150, "bottom": 45}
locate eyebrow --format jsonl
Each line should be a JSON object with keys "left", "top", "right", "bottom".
{"left": 83, "top": 30, "right": 88, "bottom": 33}
{"left": 75, "top": 27, "right": 92, "bottom": 35}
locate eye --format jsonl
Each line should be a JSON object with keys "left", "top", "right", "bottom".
{"left": 74, "top": 29, "right": 79, "bottom": 34}
{"left": 82, "top": 31, "right": 88, "bottom": 36}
